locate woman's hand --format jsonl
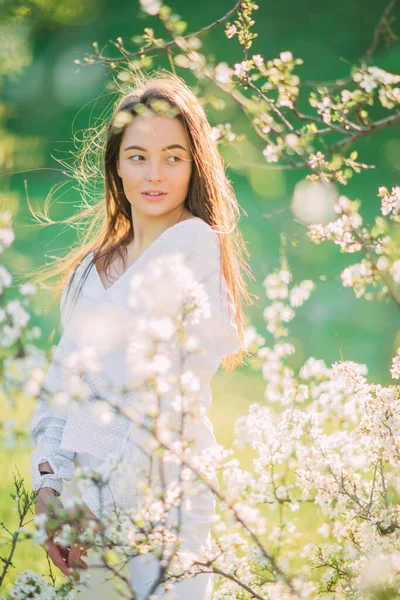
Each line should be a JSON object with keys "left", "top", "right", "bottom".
{"left": 35, "top": 488, "right": 102, "bottom": 581}
{"left": 66, "top": 501, "right": 104, "bottom": 576}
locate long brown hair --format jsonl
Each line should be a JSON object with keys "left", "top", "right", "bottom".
{"left": 26, "top": 69, "right": 254, "bottom": 370}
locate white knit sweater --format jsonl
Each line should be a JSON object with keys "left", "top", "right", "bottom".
{"left": 30, "top": 218, "right": 241, "bottom": 515}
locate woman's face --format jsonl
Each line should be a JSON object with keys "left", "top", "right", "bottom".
{"left": 116, "top": 113, "right": 193, "bottom": 218}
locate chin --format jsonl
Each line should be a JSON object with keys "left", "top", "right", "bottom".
{"left": 131, "top": 198, "right": 184, "bottom": 217}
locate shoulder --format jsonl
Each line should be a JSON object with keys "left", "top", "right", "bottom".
{"left": 62, "top": 252, "right": 93, "bottom": 294}
{"left": 171, "top": 218, "right": 219, "bottom": 249}
{"left": 175, "top": 217, "right": 214, "bottom": 233}
{"left": 60, "top": 252, "right": 93, "bottom": 325}
{"left": 166, "top": 218, "right": 220, "bottom": 265}
{"left": 164, "top": 219, "right": 221, "bottom": 283}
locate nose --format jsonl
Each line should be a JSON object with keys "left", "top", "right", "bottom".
{"left": 145, "top": 160, "right": 164, "bottom": 182}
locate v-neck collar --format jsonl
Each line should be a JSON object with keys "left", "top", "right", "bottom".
{"left": 91, "top": 217, "right": 207, "bottom": 294}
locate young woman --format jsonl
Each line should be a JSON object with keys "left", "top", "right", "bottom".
{"left": 30, "top": 70, "right": 252, "bottom": 599}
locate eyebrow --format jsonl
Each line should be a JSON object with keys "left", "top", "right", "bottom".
{"left": 123, "top": 144, "right": 188, "bottom": 152}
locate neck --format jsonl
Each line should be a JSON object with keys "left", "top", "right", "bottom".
{"left": 128, "top": 206, "right": 192, "bottom": 259}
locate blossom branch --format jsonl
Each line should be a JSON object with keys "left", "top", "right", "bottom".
{"left": 76, "top": 0, "right": 243, "bottom": 65}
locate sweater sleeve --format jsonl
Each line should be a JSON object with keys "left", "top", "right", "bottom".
{"left": 30, "top": 276, "right": 76, "bottom": 496}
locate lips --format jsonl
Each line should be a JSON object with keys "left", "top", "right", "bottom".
{"left": 141, "top": 191, "right": 167, "bottom": 200}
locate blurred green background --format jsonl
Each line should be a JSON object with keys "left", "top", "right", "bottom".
{"left": 1, "top": 0, "right": 400, "bottom": 591}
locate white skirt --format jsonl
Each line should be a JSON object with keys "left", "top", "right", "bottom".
{"left": 62, "top": 452, "right": 215, "bottom": 600}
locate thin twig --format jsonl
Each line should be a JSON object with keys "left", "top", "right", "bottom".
{"left": 84, "top": 0, "right": 244, "bottom": 65}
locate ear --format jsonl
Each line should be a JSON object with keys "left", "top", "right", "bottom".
{"left": 116, "top": 159, "right": 121, "bottom": 178}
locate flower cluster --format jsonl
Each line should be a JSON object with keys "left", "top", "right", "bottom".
{"left": 379, "top": 184, "right": 400, "bottom": 222}
{"left": 259, "top": 51, "right": 303, "bottom": 110}
{"left": 352, "top": 65, "right": 400, "bottom": 109}
{"left": 210, "top": 122, "right": 237, "bottom": 143}
{"left": 212, "top": 256, "right": 400, "bottom": 598}
{"left": 0, "top": 570, "right": 76, "bottom": 599}
{"left": 306, "top": 188, "right": 400, "bottom": 302}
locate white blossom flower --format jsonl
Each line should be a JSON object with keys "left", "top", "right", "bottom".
{"left": 263, "top": 269, "right": 291, "bottom": 300}
{"left": 331, "top": 360, "right": 369, "bottom": 393}
{"left": 128, "top": 253, "right": 210, "bottom": 324}
{"left": 233, "top": 60, "right": 251, "bottom": 77}
{"left": 53, "top": 523, "right": 74, "bottom": 548}
{"left": 309, "top": 151, "right": 326, "bottom": 169}
{"left": 92, "top": 400, "right": 115, "bottom": 424}
{"left": 6, "top": 299, "right": 30, "bottom": 328}
{"left": 2, "top": 570, "right": 75, "bottom": 599}
{"left": 299, "top": 357, "right": 330, "bottom": 380}
{"left": 367, "top": 66, "right": 400, "bottom": 85}
{"left": 262, "top": 143, "right": 280, "bottom": 163}
{"left": 390, "top": 259, "right": 400, "bottom": 282}
{"left": 376, "top": 255, "right": 389, "bottom": 271}
{"left": 243, "top": 325, "right": 265, "bottom": 350}
{"left": 316, "top": 95, "right": 332, "bottom": 124}
{"left": 341, "top": 89, "right": 353, "bottom": 103}
{"left": 31, "top": 513, "right": 48, "bottom": 546}
{"left": 0, "top": 265, "right": 12, "bottom": 293}
{"left": 353, "top": 66, "right": 400, "bottom": 95}
{"left": 214, "top": 62, "right": 233, "bottom": 85}
{"left": 210, "top": 126, "right": 221, "bottom": 142}
{"left": 139, "top": 0, "right": 162, "bottom": 15}
{"left": 292, "top": 179, "right": 338, "bottom": 225}
{"left": 62, "top": 345, "right": 101, "bottom": 374}
{"left": 390, "top": 348, "right": 400, "bottom": 379}
{"left": 19, "top": 282, "right": 37, "bottom": 295}
{"left": 1, "top": 324, "right": 20, "bottom": 347}
{"left": 280, "top": 51, "right": 293, "bottom": 62}
{"left": 225, "top": 23, "right": 237, "bottom": 38}
{"left": 252, "top": 54, "right": 264, "bottom": 68}
{"left": 340, "top": 259, "right": 376, "bottom": 298}
{"left": 289, "top": 280, "right": 316, "bottom": 307}
{"left": 65, "top": 373, "right": 91, "bottom": 402}
{"left": 378, "top": 185, "right": 400, "bottom": 216}
{"left": 285, "top": 133, "right": 299, "bottom": 148}
{"left": 0, "top": 227, "right": 15, "bottom": 251}
{"left": 70, "top": 303, "right": 130, "bottom": 355}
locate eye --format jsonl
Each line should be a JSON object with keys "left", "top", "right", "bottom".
{"left": 127, "top": 155, "right": 182, "bottom": 163}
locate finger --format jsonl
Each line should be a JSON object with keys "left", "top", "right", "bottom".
{"left": 67, "top": 548, "right": 87, "bottom": 569}
{"left": 60, "top": 544, "right": 88, "bottom": 568}
{"left": 68, "top": 543, "right": 82, "bottom": 570}
{"left": 68, "top": 559, "right": 89, "bottom": 584}
{"left": 68, "top": 558, "right": 89, "bottom": 581}
{"left": 46, "top": 541, "right": 71, "bottom": 578}
{"left": 59, "top": 545, "right": 69, "bottom": 560}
